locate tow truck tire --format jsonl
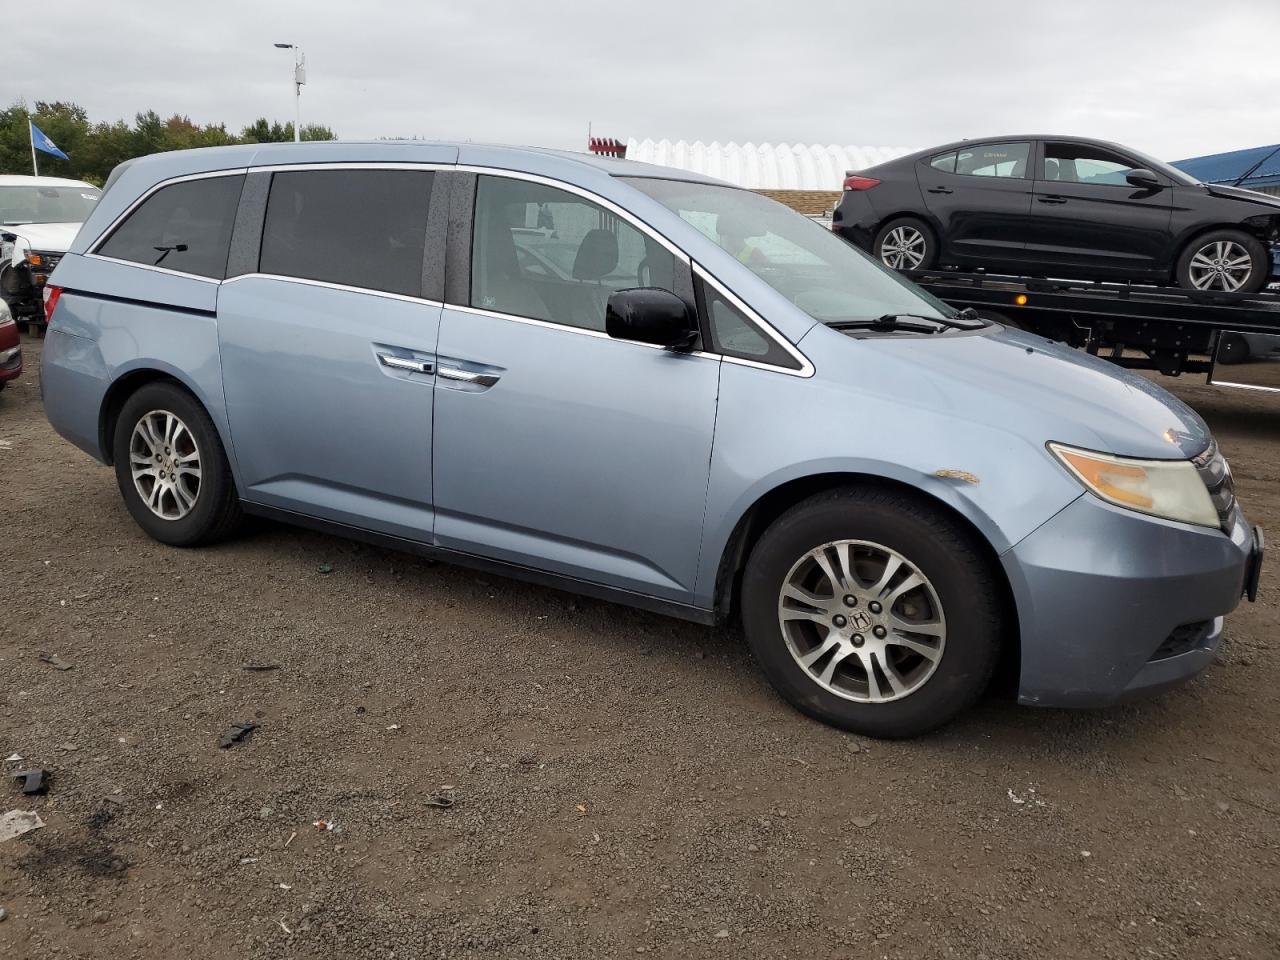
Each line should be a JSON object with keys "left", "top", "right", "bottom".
{"left": 1175, "top": 230, "right": 1269, "bottom": 294}
{"left": 874, "top": 218, "right": 938, "bottom": 272}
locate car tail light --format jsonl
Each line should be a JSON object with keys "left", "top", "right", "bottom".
{"left": 842, "top": 175, "right": 881, "bottom": 191}
{"left": 44, "top": 284, "right": 63, "bottom": 323}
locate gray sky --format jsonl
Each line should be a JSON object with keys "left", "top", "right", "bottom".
{"left": 13, "top": 0, "right": 1280, "bottom": 162}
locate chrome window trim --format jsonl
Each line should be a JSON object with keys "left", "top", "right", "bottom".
{"left": 87, "top": 168, "right": 250, "bottom": 258}
{"left": 82, "top": 253, "right": 223, "bottom": 285}
{"left": 693, "top": 262, "right": 815, "bottom": 378}
{"left": 221, "top": 272, "right": 444, "bottom": 307}
{"left": 449, "top": 302, "right": 718, "bottom": 360}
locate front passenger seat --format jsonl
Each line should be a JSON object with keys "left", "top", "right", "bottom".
{"left": 570, "top": 229, "right": 620, "bottom": 331}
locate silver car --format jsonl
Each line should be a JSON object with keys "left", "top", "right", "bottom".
{"left": 40, "top": 142, "right": 1263, "bottom": 737}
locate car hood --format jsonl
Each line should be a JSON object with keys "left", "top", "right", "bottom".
{"left": 1202, "top": 182, "right": 1280, "bottom": 209}
{"left": 0, "top": 221, "right": 81, "bottom": 253}
{"left": 812, "top": 325, "right": 1211, "bottom": 460}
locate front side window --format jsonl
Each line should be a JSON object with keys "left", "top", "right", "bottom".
{"left": 1042, "top": 143, "right": 1142, "bottom": 186}
{"left": 260, "top": 169, "right": 434, "bottom": 297}
{"left": 471, "top": 175, "right": 676, "bottom": 332}
{"left": 0, "top": 185, "right": 101, "bottom": 226}
{"left": 628, "top": 178, "right": 954, "bottom": 325}
{"left": 955, "top": 142, "right": 1030, "bottom": 178}
{"left": 700, "top": 279, "right": 798, "bottom": 369}
{"left": 97, "top": 176, "right": 243, "bottom": 279}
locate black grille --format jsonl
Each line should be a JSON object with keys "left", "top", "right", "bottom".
{"left": 41, "top": 252, "right": 63, "bottom": 271}
{"left": 1193, "top": 441, "right": 1236, "bottom": 529}
{"left": 1150, "top": 620, "right": 1214, "bottom": 661}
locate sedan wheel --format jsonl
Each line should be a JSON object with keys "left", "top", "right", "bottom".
{"left": 130, "top": 410, "right": 202, "bottom": 520}
{"left": 778, "top": 540, "right": 945, "bottom": 703}
{"left": 1187, "top": 239, "right": 1254, "bottom": 292}
{"left": 879, "top": 225, "right": 929, "bottom": 269}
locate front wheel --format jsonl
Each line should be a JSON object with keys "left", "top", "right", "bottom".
{"left": 1175, "top": 230, "right": 1269, "bottom": 294}
{"left": 112, "top": 381, "right": 242, "bottom": 546}
{"left": 741, "top": 488, "right": 1002, "bottom": 738}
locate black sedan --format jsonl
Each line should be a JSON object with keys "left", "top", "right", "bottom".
{"left": 833, "top": 136, "right": 1280, "bottom": 293}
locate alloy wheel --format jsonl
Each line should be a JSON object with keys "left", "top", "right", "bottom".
{"left": 129, "top": 410, "right": 202, "bottom": 520}
{"left": 879, "top": 226, "right": 928, "bottom": 269}
{"left": 1187, "top": 240, "right": 1253, "bottom": 292}
{"left": 777, "top": 539, "right": 946, "bottom": 703}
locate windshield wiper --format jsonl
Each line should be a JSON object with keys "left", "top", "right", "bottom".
{"left": 828, "top": 311, "right": 983, "bottom": 334}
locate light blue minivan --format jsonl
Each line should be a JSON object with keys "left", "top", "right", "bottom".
{"left": 41, "top": 142, "right": 1263, "bottom": 737}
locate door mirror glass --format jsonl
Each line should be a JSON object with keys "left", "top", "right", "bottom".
{"left": 1125, "top": 168, "right": 1162, "bottom": 190}
{"left": 605, "top": 288, "right": 696, "bottom": 349}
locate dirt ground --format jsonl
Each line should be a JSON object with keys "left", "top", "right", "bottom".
{"left": 2, "top": 333, "right": 1278, "bottom": 960}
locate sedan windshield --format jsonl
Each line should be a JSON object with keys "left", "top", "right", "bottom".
{"left": 626, "top": 177, "right": 956, "bottom": 324}
{"left": 0, "top": 184, "right": 101, "bottom": 225}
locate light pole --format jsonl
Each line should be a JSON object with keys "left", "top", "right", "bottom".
{"left": 273, "top": 42, "right": 306, "bottom": 143}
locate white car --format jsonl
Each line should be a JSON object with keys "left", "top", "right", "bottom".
{"left": 0, "top": 175, "right": 101, "bottom": 325}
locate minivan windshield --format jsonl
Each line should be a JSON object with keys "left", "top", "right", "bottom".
{"left": 0, "top": 184, "right": 101, "bottom": 225}
{"left": 626, "top": 177, "right": 956, "bottom": 325}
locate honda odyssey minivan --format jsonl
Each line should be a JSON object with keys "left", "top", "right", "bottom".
{"left": 40, "top": 142, "right": 1263, "bottom": 737}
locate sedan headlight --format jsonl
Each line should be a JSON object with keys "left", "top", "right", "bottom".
{"left": 1048, "top": 442, "right": 1219, "bottom": 528}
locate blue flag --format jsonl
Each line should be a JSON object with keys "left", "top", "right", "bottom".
{"left": 31, "top": 121, "right": 69, "bottom": 160}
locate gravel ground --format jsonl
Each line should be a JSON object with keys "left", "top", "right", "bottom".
{"left": 2, "top": 334, "right": 1278, "bottom": 960}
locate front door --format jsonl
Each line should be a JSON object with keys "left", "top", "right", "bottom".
{"left": 919, "top": 141, "right": 1035, "bottom": 267}
{"left": 431, "top": 174, "right": 720, "bottom": 602}
{"left": 1024, "top": 141, "right": 1173, "bottom": 278}
{"left": 218, "top": 166, "right": 445, "bottom": 540}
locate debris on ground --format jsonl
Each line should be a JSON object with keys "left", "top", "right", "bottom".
{"left": 219, "top": 722, "right": 259, "bottom": 748}
{"left": 851, "top": 814, "right": 878, "bottom": 828}
{"left": 425, "top": 795, "right": 454, "bottom": 809}
{"left": 317, "top": 564, "right": 333, "bottom": 575}
{"left": 11, "top": 768, "right": 50, "bottom": 795}
{"left": 313, "top": 818, "right": 337, "bottom": 831}
{"left": 4, "top": 754, "right": 22, "bottom": 764}
{"left": 0, "top": 809, "right": 45, "bottom": 843}
{"left": 242, "top": 662, "right": 281, "bottom": 672}
{"left": 38, "top": 653, "right": 74, "bottom": 671}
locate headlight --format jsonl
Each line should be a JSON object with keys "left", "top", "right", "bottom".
{"left": 1048, "top": 442, "right": 1219, "bottom": 528}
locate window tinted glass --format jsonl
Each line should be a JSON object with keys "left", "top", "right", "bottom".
{"left": 260, "top": 169, "right": 433, "bottom": 297}
{"left": 471, "top": 176, "right": 676, "bottom": 332}
{"left": 955, "top": 142, "right": 1030, "bottom": 178}
{"left": 701, "top": 280, "right": 798, "bottom": 369}
{"left": 1042, "top": 143, "right": 1141, "bottom": 185}
{"left": 0, "top": 185, "right": 100, "bottom": 226}
{"left": 628, "top": 178, "right": 954, "bottom": 325}
{"left": 98, "top": 175, "right": 243, "bottom": 278}
{"left": 928, "top": 152, "right": 957, "bottom": 173}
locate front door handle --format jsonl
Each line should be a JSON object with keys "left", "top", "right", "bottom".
{"left": 927, "top": 186, "right": 953, "bottom": 194}
{"left": 1036, "top": 196, "right": 1068, "bottom": 205}
{"left": 378, "top": 353, "right": 434, "bottom": 374}
{"left": 438, "top": 365, "right": 500, "bottom": 388}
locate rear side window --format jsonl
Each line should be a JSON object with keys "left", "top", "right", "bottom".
{"left": 928, "top": 152, "right": 957, "bottom": 173}
{"left": 955, "top": 142, "right": 1030, "bottom": 178}
{"left": 259, "top": 169, "right": 434, "bottom": 297}
{"left": 97, "top": 175, "right": 244, "bottom": 279}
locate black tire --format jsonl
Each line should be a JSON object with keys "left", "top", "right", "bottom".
{"left": 1216, "top": 332, "right": 1252, "bottom": 365}
{"left": 873, "top": 217, "right": 938, "bottom": 272}
{"left": 112, "top": 381, "right": 242, "bottom": 546}
{"left": 741, "top": 487, "right": 1002, "bottom": 738}
{"left": 1175, "top": 229, "right": 1269, "bottom": 294}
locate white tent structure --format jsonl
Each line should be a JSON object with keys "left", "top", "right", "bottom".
{"left": 625, "top": 139, "right": 914, "bottom": 191}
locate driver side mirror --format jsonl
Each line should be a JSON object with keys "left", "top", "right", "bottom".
{"left": 1126, "top": 168, "right": 1162, "bottom": 190}
{"left": 606, "top": 288, "right": 697, "bottom": 350}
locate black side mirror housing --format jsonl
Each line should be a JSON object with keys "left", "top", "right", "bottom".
{"left": 606, "top": 288, "right": 697, "bottom": 350}
{"left": 1126, "top": 168, "right": 1162, "bottom": 190}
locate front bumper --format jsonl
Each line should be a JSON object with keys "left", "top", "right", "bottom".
{"left": 0, "top": 343, "right": 21, "bottom": 383}
{"left": 1003, "top": 493, "right": 1259, "bottom": 708}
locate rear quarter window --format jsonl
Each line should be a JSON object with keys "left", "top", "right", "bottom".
{"left": 96, "top": 175, "right": 245, "bottom": 279}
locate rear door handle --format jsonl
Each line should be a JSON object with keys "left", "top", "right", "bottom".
{"left": 438, "top": 365, "right": 500, "bottom": 388}
{"left": 1036, "top": 196, "right": 1068, "bottom": 205}
{"left": 927, "top": 186, "right": 953, "bottom": 194}
{"left": 378, "top": 353, "right": 434, "bottom": 375}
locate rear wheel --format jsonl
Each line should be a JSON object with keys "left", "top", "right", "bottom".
{"left": 741, "top": 487, "right": 1002, "bottom": 738}
{"left": 1175, "top": 230, "right": 1269, "bottom": 293}
{"left": 874, "top": 217, "right": 937, "bottom": 272}
{"left": 112, "top": 382, "right": 242, "bottom": 546}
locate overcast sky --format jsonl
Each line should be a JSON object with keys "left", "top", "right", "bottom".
{"left": 13, "top": 0, "right": 1280, "bottom": 162}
